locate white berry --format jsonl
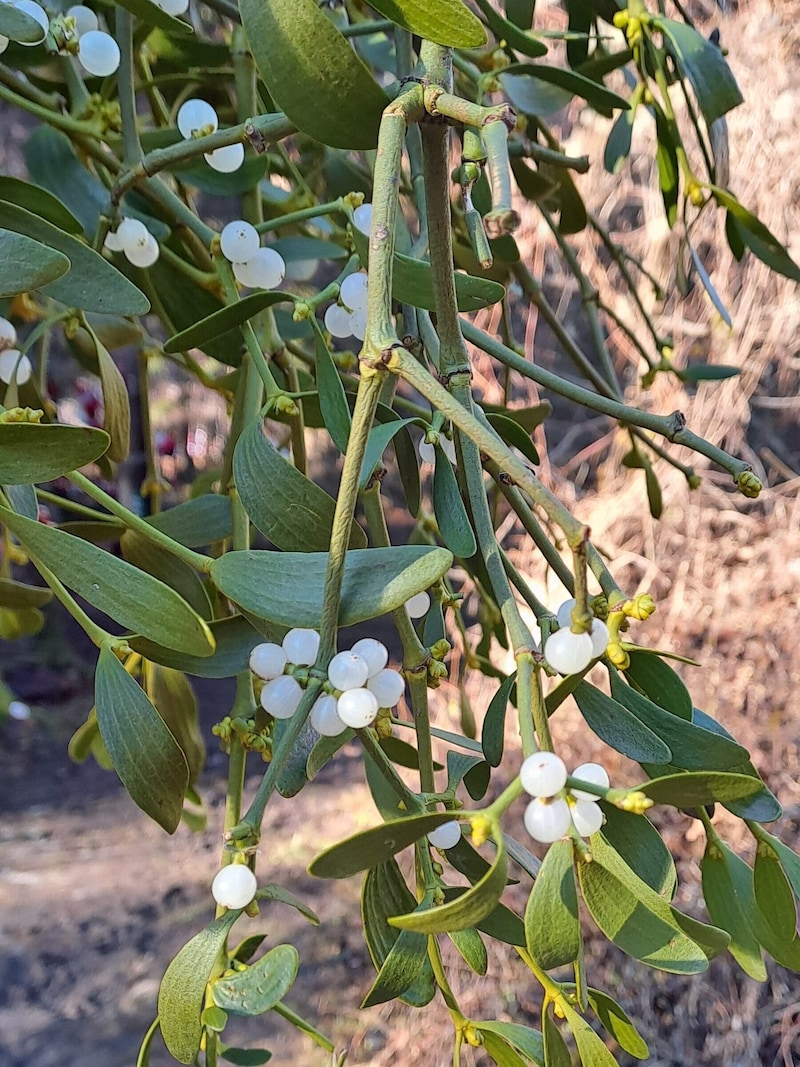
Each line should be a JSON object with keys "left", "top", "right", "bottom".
{"left": 220, "top": 220, "right": 260, "bottom": 263}
{"left": 310, "top": 694, "right": 346, "bottom": 737}
{"left": 103, "top": 229, "right": 123, "bottom": 252}
{"left": 282, "top": 628, "right": 319, "bottom": 666}
{"left": 78, "top": 30, "right": 120, "bottom": 76}
{"left": 155, "top": 0, "right": 189, "bottom": 13}
{"left": 440, "top": 436, "right": 457, "bottom": 464}
{"left": 8, "top": 700, "right": 31, "bottom": 720}
{"left": 124, "top": 233, "right": 159, "bottom": 268}
{"left": 405, "top": 591, "right": 430, "bottom": 619}
{"left": 366, "top": 668, "right": 405, "bottom": 709}
{"left": 324, "top": 302, "right": 355, "bottom": 339}
{"left": 544, "top": 628, "right": 593, "bottom": 675}
{"left": 418, "top": 439, "right": 435, "bottom": 465}
{"left": 589, "top": 619, "right": 609, "bottom": 659}
{"left": 524, "top": 797, "right": 572, "bottom": 843}
{"left": 259, "top": 674, "right": 302, "bottom": 719}
{"left": 336, "top": 687, "right": 379, "bottom": 728}
{"left": 353, "top": 203, "right": 373, "bottom": 234}
{"left": 428, "top": 820, "right": 461, "bottom": 850}
{"left": 328, "top": 650, "right": 369, "bottom": 692}
{"left": 67, "top": 5, "right": 98, "bottom": 37}
{"left": 211, "top": 864, "right": 257, "bottom": 909}
{"left": 249, "top": 642, "right": 287, "bottom": 680}
{"left": 571, "top": 799, "right": 604, "bottom": 837}
{"left": 556, "top": 598, "right": 575, "bottom": 627}
{"left": 339, "top": 272, "right": 368, "bottom": 313}
{"left": 570, "top": 762, "right": 610, "bottom": 801}
{"left": 232, "top": 247, "right": 285, "bottom": 290}
{"left": 177, "top": 98, "right": 219, "bottom": 139}
{"left": 0, "top": 317, "right": 17, "bottom": 350}
{"left": 349, "top": 638, "right": 388, "bottom": 679}
{"left": 0, "top": 36, "right": 8, "bottom": 55}
{"left": 348, "top": 306, "right": 367, "bottom": 341}
{"left": 116, "top": 217, "right": 149, "bottom": 253}
{"left": 0, "top": 350, "right": 32, "bottom": 386}
{"left": 15, "top": 0, "right": 48, "bottom": 43}
{"left": 519, "top": 751, "right": 568, "bottom": 798}
{"left": 205, "top": 143, "right": 245, "bottom": 173}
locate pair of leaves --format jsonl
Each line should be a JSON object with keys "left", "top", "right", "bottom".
{"left": 209, "top": 545, "right": 452, "bottom": 629}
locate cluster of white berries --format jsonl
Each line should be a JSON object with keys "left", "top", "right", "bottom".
{"left": 219, "top": 219, "right": 286, "bottom": 290}
{"left": 521, "top": 751, "right": 609, "bottom": 843}
{"left": 324, "top": 270, "right": 368, "bottom": 342}
{"left": 418, "top": 432, "right": 457, "bottom": 466}
{"left": 0, "top": 317, "right": 32, "bottom": 387}
{"left": 104, "top": 217, "right": 160, "bottom": 268}
{"left": 62, "top": 6, "right": 121, "bottom": 77}
{"left": 176, "top": 98, "right": 246, "bottom": 175}
{"left": 249, "top": 629, "right": 406, "bottom": 734}
{"left": 542, "top": 597, "right": 609, "bottom": 676}
{"left": 211, "top": 862, "right": 257, "bottom": 910}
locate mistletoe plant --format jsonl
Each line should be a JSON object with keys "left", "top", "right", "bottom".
{"left": 1, "top": 0, "right": 799, "bottom": 1064}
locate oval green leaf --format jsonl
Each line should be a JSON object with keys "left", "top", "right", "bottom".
{"left": 390, "top": 836, "right": 508, "bottom": 934}
{"left": 0, "top": 201, "right": 149, "bottom": 316}
{"left": 432, "top": 444, "right": 476, "bottom": 558}
{"left": 240, "top": 0, "right": 388, "bottom": 150}
{"left": 624, "top": 649, "right": 693, "bottom": 720}
{"left": 361, "top": 918, "right": 430, "bottom": 1008}
{"left": 310, "top": 813, "right": 456, "bottom": 879}
{"left": 0, "top": 423, "right": 110, "bottom": 484}
{"left": 24, "top": 127, "right": 111, "bottom": 239}
{"left": 209, "top": 545, "right": 453, "bottom": 629}
{"left": 653, "top": 16, "right": 743, "bottom": 125}
{"left": 359, "top": 417, "right": 420, "bottom": 489}
{"left": 233, "top": 418, "right": 366, "bottom": 551}
{"left": 482, "top": 672, "right": 516, "bottom": 767}
{"left": 473, "top": 0, "right": 547, "bottom": 56}
{"left": 164, "top": 292, "right": 292, "bottom": 354}
{"left": 158, "top": 911, "right": 241, "bottom": 1064}
{"left": 587, "top": 988, "right": 649, "bottom": 1060}
{"left": 146, "top": 494, "right": 233, "bottom": 548}
{"left": 0, "top": 228, "right": 70, "bottom": 297}
{"left": 0, "top": 1, "right": 45, "bottom": 43}
{"left": 0, "top": 575, "right": 53, "bottom": 609}
{"left": 478, "top": 1021, "right": 543, "bottom": 1066}
{"left": 573, "top": 680, "right": 672, "bottom": 763}
{"left": 543, "top": 1007, "right": 572, "bottom": 1067}
{"left": 369, "top": 0, "right": 486, "bottom": 47}
{"left": 0, "top": 176, "right": 83, "bottom": 234}
{"left": 501, "top": 63, "right": 629, "bottom": 116}
{"left": 313, "top": 325, "right": 351, "bottom": 454}
{"left": 212, "top": 944, "right": 299, "bottom": 1016}
{"left": 700, "top": 840, "right": 766, "bottom": 981}
{"left": 95, "top": 646, "right": 189, "bottom": 833}
{"left": 561, "top": 1001, "right": 620, "bottom": 1067}
{"left": 485, "top": 412, "right": 540, "bottom": 465}
{"left": 94, "top": 335, "right": 130, "bottom": 463}
{"left": 116, "top": 0, "right": 193, "bottom": 34}
{"left": 598, "top": 804, "right": 676, "bottom": 898}
{"left": 130, "top": 615, "right": 265, "bottom": 678}
{"left": 638, "top": 771, "right": 761, "bottom": 808}
{"left": 0, "top": 505, "right": 215, "bottom": 656}
{"left": 525, "top": 839, "right": 580, "bottom": 970}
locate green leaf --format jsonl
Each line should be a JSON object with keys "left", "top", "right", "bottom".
{"left": 504, "top": 0, "right": 535, "bottom": 28}
{"left": 131, "top": 615, "right": 264, "bottom": 678}
{"left": 690, "top": 708, "right": 781, "bottom": 822}
{"left": 0, "top": 576, "right": 52, "bottom": 609}
{"left": 653, "top": 102, "right": 679, "bottom": 227}
{"left": 754, "top": 831, "right": 800, "bottom": 906}
{"left": 147, "top": 259, "right": 240, "bottom": 364}
{"left": 525, "top": 839, "right": 580, "bottom": 970}
{"left": 389, "top": 836, "right": 508, "bottom": 934}
{"left": 578, "top": 836, "right": 708, "bottom": 973}
{"left": 638, "top": 771, "right": 761, "bottom": 808}
{"left": 313, "top": 326, "right": 351, "bottom": 454}
{"left": 271, "top": 237, "right": 348, "bottom": 264}
{"left": 212, "top": 945, "right": 299, "bottom": 1016}
{"left": 256, "top": 883, "right": 319, "bottom": 925}
{"left": 240, "top": 0, "right": 388, "bottom": 150}
{"left": 565, "top": 0, "right": 591, "bottom": 67}
{"left": 671, "top": 910, "right": 730, "bottom": 962}
{"left": 624, "top": 649, "right": 692, "bottom": 720}
{"left": 2, "top": 482, "right": 38, "bottom": 520}
{"left": 0, "top": 1, "right": 45, "bottom": 43}
{"left": 472, "top": 0, "right": 547, "bottom": 56}
{"left": 0, "top": 177, "right": 83, "bottom": 234}
{"left": 432, "top": 444, "right": 476, "bottom": 558}
{"left": 0, "top": 424, "right": 110, "bottom": 484}
{"left": 561, "top": 1001, "right": 620, "bottom": 1067}
{"left": 146, "top": 494, "right": 233, "bottom": 548}
{"left": 163, "top": 292, "right": 291, "bottom": 354}
{"left": 115, "top": 0, "right": 193, "bottom": 34}
{"left": 201, "top": 1006, "right": 227, "bottom": 1032}
{"left": 94, "top": 336, "right": 130, "bottom": 463}
{"left": 0, "top": 228, "right": 70, "bottom": 297}
{"left": 158, "top": 911, "right": 241, "bottom": 1064}
{"left": 210, "top": 545, "right": 452, "bottom": 629}
{"left": 24, "top": 127, "right": 111, "bottom": 239}
{"left": 679, "top": 362, "right": 740, "bottom": 382}
{"left": 653, "top": 16, "right": 743, "bottom": 125}
{"left": 604, "top": 105, "right": 636, "bottom": 175}
{"left": 598, "top": 804, "right": 676, "bottom": 898}
{"left": 711, "top": 186, "right": 800, "bottom": 282}
{"left": 478, "top": 1021, "right": 543, "bottom": 1066}
{"left": 351, "top": 226, "right": 505, "bottom": 312}
{"left": 448, "top": 927, "right": 488, "bottom": 975}
{"left": 573, "top": 681, "right": 672, "bottom": 763}
{"left": 95, "top": 646, "right": 189, "bottom": 833}
{"left": 359, "top": 417, "right": 419, "bottom": 489}
{"left": 481, "top": 1030, "right": 529, "bottom": 1067}
{"left": 485, "top": 412, "right": 539, "bottom": 464}
{"left": 220, "top": 1049, "right": 271, "bottom": 1066}
{"left": 482, "top": 672, "right": 516, "bottom": 768}
{"left": 543, "top": 1008, "right": 572, "bottom": 1067}
{"left": 509, "top": 157, "right": 558, "bottom": 203}
{"left": 0, "top": 505, "right": 215, "bottom": 656}
{"left": 700, "top": 840, "right": 767, "bottom": 980}
{"left": 173, "top": 156, "right": 270, "bottom": 197}
{"left": 501, "top": 63, "right": 630, "bottom": 116}
{"left": 233, "top": 418, "right": 366, "bottom": 551}
{"left": 310, "top": 813, "right": 457, "bottom": 879}
{"left": 361, "top": 860, "right": 435, "bottom": 1008}
{"left": 587, "top": 988, "right": 649, "bottom": 1060}
{"left": 609, "top": 671, "right": 748, "bottom": 771}
{"left": 0, "top": 201, "right": 149, "bottom": 316}
{"left": 555, "top": 169, "right": 587, "bottom": 235}
{"left": 145, "top": 662, "right": 205, "bottom": 787}
{"left": 464, "top": 759, "right": 491, "bottom": 801}
{"left": 367, "top": 0, "right": 485, "bottom": 47}
{"left": 380, "top": 736, "right": 443, "bottom": 772}
{"left": 753, "top": 843, "right": 799, "bottom": 945}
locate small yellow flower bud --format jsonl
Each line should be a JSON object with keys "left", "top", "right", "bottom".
{"left": 737, "top": 469, "right": 762, "bottom": 499}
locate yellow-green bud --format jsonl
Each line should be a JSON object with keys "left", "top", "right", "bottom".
{"left": 470, "top": 814, "right": 492, "bottom": 848}
{"left": 737, "top": 469, "right": 762, "bottom": 498}
{"left": 275, "top": 394, "right": 299, "bottom": 417}
{"left": 623, "top": 593, "right": 656, "bottom": 621}
{"left": 430, "top": 638, "right": 451, "bottom": 661}
{"left": 607, "top": 642, "right": 630, "bottom": 670}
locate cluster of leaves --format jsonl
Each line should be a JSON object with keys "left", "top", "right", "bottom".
{"left": 1, "top": 0, "right": 799, "bottom": 1065}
